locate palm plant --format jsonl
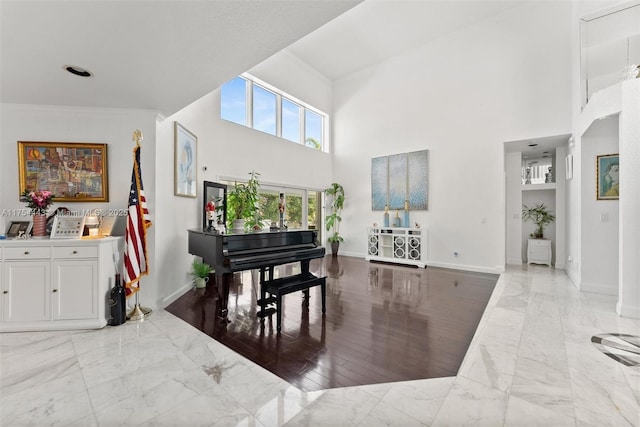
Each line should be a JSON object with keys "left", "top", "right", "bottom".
{"left": 522, "top": 203, "right": 555, "bottom": 238}
{"left": 325, "top": 182, "right": 345, "bottom": 245}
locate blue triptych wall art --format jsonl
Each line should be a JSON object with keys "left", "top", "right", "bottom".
{"left": 371, "top": 149, "right": 429, "bottom": 211}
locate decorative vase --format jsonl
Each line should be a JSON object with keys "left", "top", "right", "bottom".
{"left": 383, "top": 205, "right": 389, "bottom": 227}
{"left": 32, "top": 214, "right": 47, "bottom": 237}
{"left": 403, "top": 200, "right": 410, "bottom": 228}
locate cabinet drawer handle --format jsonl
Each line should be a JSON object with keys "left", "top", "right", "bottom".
{"left": 53, "top": 289, "right": 58, "bottom": 293}
{"left": 2, "top": 291, "right": 7, "bottom": 294}
{"left": 72, "top": 250, "right": 78, "bottom": 254}
{"left": 24, "top": 251, "right": 30, "bottom": 255}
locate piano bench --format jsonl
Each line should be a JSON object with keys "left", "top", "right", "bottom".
{"left": 261, "top": 272, "right": 326, "bottom": 332}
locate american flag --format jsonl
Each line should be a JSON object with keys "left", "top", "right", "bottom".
{"left": 124, "top": 144, "right": 152, "bottom": 296}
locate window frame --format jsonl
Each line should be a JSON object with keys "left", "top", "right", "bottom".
{"left": 220, "top": 177, "right": 322, "bottom": 241}
{"left": 220, "top": 73, "right": 329, "bottom": 152}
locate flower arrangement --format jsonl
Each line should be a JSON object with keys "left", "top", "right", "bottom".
{"left": 21, "top": 190, "right": 54, "bottom": 215}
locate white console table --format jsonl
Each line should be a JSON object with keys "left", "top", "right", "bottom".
{"left": 527, "top": 238, "right": 552, "bottom": 267}
{"left": 366, "top": 227, "right": 426, "bottom": 268}
{"left": 0, "top": 237, "right": 123, "bottom": 332}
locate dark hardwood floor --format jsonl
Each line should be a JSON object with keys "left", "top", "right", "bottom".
{"left": 166, "top": 255, "right": 498, "bottom": 391}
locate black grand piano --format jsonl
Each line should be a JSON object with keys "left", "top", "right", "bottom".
{"left": 188, "top": 228, "right": 326, "bottom": 332}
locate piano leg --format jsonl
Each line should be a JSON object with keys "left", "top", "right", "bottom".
{"left": 216, "top": 272, "right": 232, "bottom": 323}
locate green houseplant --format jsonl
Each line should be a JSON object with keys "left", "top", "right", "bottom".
{"left": 324, "top": 182, "right": 345, "bottom": 255}
{"left": 522, "top": 203, "right": 555, "bottom": 238}
{"left": 191, "top": 259, "right": 213, "bottom": 288}
{"left": 227, "top": 171, "right": 261, "bottom": 232}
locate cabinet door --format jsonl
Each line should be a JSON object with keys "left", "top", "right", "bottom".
{"left": 52, "top": 260, "right": 98, "bottom": 320}
{"left": 2, "top": 261, "right": 51, "bottom": 322}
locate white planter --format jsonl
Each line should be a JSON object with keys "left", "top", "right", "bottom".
{"left": 194, "top": 277, "right": 208, "bottom": 288}
{"left": 232, "top": 219, "right": 245, "bottom": 233}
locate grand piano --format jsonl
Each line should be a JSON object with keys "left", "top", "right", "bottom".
{"left": 188, "top": 228, "right": 326, "bottom": 331}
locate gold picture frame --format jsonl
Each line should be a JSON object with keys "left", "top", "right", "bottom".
{"left": 596, "top": 153, "right": 619, "bottom": 200}
{"left": 174, "top": 122, "right": 197, "bottom": 198}
{"left": 18, "top": 141, "right": 108, "bottom": 202}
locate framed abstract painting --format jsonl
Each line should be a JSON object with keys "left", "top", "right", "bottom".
{"left": 174, "top": 122, "right": 197, "bottom": 198}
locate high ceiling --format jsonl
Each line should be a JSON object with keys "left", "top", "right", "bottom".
{"left": 1, "top": 0, "right": 531, "bottom": 117}
{"left": 0, "top": 0, "right": 360, "bottom": 116}
{"left": 287, "top": 0, "right": 526, "bottom": 82}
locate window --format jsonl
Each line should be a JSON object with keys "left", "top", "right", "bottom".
{"left": 282, "top": 98, "right": 301, "bottom": 143}
{"left": 221, "top": 179, "right": 321, "bottom": 241}
{"left": 305, "top": 110, "right": 323, "bottom": 149}
{"left": 252, "top": 85, "right": 276, "bottom": 135}
{"left": 220, "top": 76, "right": 247, "bottom": 126}
{"left": 220, "top": 73, "right": 328, "bottom": 151}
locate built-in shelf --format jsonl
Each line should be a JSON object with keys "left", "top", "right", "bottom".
{"left": 522, "top": 183, "right": 556, "bottom": 191}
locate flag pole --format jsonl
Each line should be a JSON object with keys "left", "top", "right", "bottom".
{"left": 125, "top": 130, "right": 152, "bottom": 321}
{"left": 127, "top": 291, "right": 151, "bottom": 321}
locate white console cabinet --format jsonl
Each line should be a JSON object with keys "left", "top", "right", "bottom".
{"left": 366, "top": 227, "right": 426, "bottom": 268}
{"left": 0, "top": 237, "right": 122, "bottom": 332}
{"left": 527, "top": 238, "right": 552, "bottom": 267}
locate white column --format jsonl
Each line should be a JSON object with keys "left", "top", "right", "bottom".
{"left": 617, "top": 79, "right": 640, "bottom": 318}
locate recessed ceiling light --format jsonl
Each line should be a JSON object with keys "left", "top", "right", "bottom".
{"left": 64, "top": 65, "right": 93, "bottom": 77}
{"left": 528, "top": 143, "right": 538, "bottom": 147}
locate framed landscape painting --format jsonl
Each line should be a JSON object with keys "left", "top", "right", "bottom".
{"left": 18, "top": 141, "right": 108, "bottom": 202}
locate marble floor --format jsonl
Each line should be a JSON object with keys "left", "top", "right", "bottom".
{"left": 1, "top": 264, "right": 639, "bottom": 426}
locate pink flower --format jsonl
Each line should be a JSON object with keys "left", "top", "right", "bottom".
{"left": 22, "top": 190, "right": 55, "bottom": 215}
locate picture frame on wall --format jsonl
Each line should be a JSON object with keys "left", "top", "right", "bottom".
{"left": 174, "top": 122, "right": 197, "bottom": 198}
{"left": 596, "top": 153, "right": 619, "bottom": 200}
{"left": 17, "top": 141, "right": 109, "bottom": 202}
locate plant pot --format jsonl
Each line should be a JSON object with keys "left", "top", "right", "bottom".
{"left": 194, "top": 277, "right": 208, "bottom": 288}
{"left": 32, "top": 214, "right": 47, "bottom": 238}
{"left": 330, "top": 241, "right": 340, "bottom": 256}
{"left": 232, "top": 219, "right": 245, "bottom": 233}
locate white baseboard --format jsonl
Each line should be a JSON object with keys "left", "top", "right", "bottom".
{"left": 162, "top": 282, "right": 193, "bottom": 308}
{"left": 617, "top": 301, "right": 640, "bottom": 319}
{"left": 346, "top": 252, "right": 502, "bottom": 275}
{"left": 425, "top": 260, "right": 503, "bottom": 275}
{"left": 580, "top": 280, "right": 618, "bottom": 296}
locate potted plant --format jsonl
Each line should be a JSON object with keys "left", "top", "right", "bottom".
{"left": 324, "top": 182, "right": 345, "bottom": 255}
{"left": 522, "top": 203, "right": 555, "bottom": 238}
{"left": 21, "top": 189, "right": 54, "bottom": 237}
{"left": 191, "top": 259, "right": 213, "bottom": 288}
{"left": 227, "top": 171, "right": 261, "bottom": 233}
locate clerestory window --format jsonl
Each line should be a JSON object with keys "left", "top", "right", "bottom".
{"left": 220, "top": 74, "right": 328, "bottom": 152}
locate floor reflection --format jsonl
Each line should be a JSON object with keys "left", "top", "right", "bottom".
{"left": 166, "top": 255, "right": 498, "bottom": 391}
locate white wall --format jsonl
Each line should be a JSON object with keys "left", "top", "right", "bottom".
{"left": 505, "top": 151, "right": 522, "bottom": 265}
{"left": 618, "top": 79, "right": 640, "bottom": 318}
{"left": 0, "top": 103, "right": 159, "bottom": 305}
{"left": 332, "top": 2, "right": 573, "bottom": 273}
{"left": 580, "top": 115, "right": 619, "bottom": 295}
{"left": 555, "top": 145, "right": 568, "bottom": 270}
